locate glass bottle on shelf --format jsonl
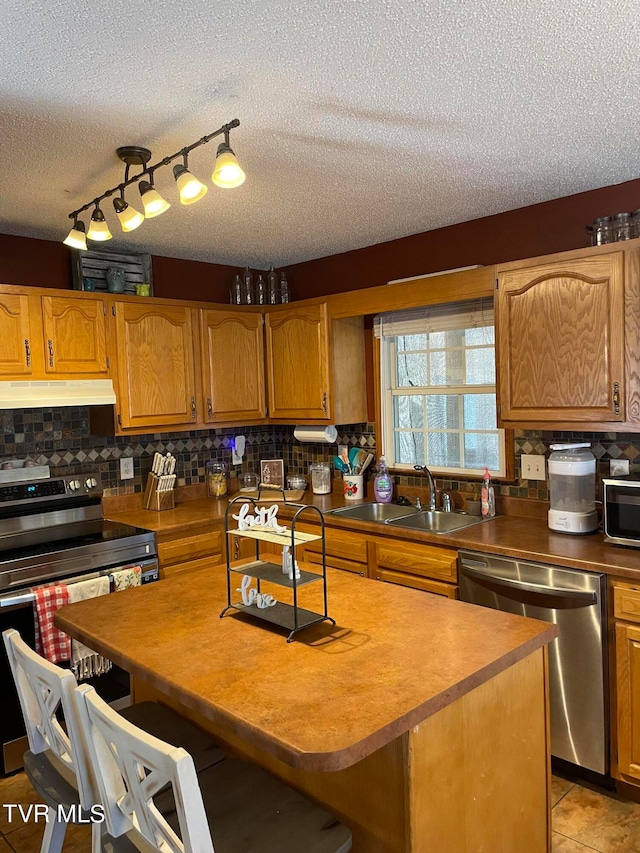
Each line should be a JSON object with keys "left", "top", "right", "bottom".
{"left": 613, "top": 211, "right": 632, "bottom": 241}
{"left": 267, "top": 266, "right": 279, "bottom": 304}
{"left": 280, "top": 271, "right": 290, "bottom": 303}
{"left": 230, "top": 274, "right": 243, "bottom": 305}
{"left": 255, "top": 274, "right": 267, "bottom": 305}
{"left": 241, "top": 267, "right": 254, "bottom": 305}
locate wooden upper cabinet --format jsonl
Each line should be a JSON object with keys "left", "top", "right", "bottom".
{"left": 113, "top": 301, "right": 197, "bottom": 430}
{"left": 41, "top": 294, "right": 108, "bottom": 375}
{"left": 266, "top": 304, "right": 331, "bottom": 420}
{"left": 200, "top": 309, "right": 266, "bottom": 424}
{"left": 265, "top": 304, "right": 367, "bottom": 424}
{"left": 497, "top": 250, "right": 625, "bottom": 424}
{"left": 0, "top": 291, "right": 36, "bottom": 376}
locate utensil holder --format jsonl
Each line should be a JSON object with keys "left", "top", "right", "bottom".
{"left": 343, "top": 475, "right": 364, "bottom": 501}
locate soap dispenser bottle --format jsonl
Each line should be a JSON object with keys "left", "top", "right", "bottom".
{"left": 374, "top": 456, "right": 393, "bottom": 503}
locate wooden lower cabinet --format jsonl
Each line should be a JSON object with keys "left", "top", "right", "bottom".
{"left": 374, "top": 568, "right": 457, "bottom": 598}
{"left": 157, "top": 524, "right": 224, "bottom": 578}
{"left": 613, "top": 583, "right": 640, "bottom": 783}
{"left": 370, "top": 539, "right": 458, "bottom": 597}
{"left": 298, "top": 525, "right": 368, "bottom": 576}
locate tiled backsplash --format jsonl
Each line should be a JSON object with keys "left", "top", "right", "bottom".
{"left": 0, "top": 409, "right": 637, "bottom": 501}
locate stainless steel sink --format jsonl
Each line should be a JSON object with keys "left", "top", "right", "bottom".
{"left": 327, "top": 503, "right": 420, "bottom": 523}
{"left": 385, "top": 510, "right": 490, "bottom": 534}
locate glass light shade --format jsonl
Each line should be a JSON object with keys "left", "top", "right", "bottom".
{"left": 211, "top": 146, "right": 246, "bottom": 188}
{"left": 86, "top": 209, "right": 112, "bottom": 241}
{"left": 139, "top": 181, "right": 171, "bottom": 218}
{"left": 63, "top": 223, "right": 87, "bottom": 251}
{"left": 174, "top": 165, "right": 208, "bottom": 204}
{"left": 113, "top": 198, "right": 144, "bottom": 232}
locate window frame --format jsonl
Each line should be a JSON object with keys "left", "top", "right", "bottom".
{"left": 376, "top": 303, "right": 508, "bottom": 479}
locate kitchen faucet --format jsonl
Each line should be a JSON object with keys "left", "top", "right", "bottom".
{"left": 413, "top": 465, "right": 437, "bottom": 511}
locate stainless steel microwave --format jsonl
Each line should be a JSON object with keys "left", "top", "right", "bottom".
{"left": 603, "top": 477, "right": 640, "bottom": 547}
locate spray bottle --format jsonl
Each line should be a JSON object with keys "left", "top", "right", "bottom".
{"left": 480, "top": 467, "right": 495, "bottom": 518}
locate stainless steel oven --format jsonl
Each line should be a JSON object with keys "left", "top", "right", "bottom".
{"left": 0, "top": 472, "right": 158, "bottom": 775}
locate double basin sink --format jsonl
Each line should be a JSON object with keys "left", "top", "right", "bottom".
{"left": 326, "top": 501, "right": 490, "bottom": 533}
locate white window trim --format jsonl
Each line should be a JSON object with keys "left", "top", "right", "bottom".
{"left": 377, "top": 300, "right": 506, "bottom": 478}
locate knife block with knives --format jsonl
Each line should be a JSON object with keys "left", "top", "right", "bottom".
{"left": 144, "top": 451, "right": 177, "bottom": 511}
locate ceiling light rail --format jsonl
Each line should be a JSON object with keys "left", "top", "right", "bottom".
{"left": 63, "top": 118, "right": 245, "bottom": 251}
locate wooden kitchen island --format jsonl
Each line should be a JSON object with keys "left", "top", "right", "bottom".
{"left": 56, "top": 563, "right": 558, "bottom": 852}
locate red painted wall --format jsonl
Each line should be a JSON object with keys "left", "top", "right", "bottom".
{"left": 2, "top": 176, "right": 640, "bottom": 300}
{"left": 284, "top": 177, "right": 640, "bottom": 299}
{"left": 0, "top": 234, "right": 239, "bottom": 303}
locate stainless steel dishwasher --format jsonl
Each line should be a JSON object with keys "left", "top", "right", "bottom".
{"left": 458, "top": 550, "right": 608, "bottom": 776}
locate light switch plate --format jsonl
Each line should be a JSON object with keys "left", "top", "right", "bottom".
{"left": 120, "top": 457, "right": 134, "bottom": 480}
{"left": 521, "top": 454, "right": 546, "bottom": 481}
{"left": 610, "top": 458, "right": 630, "bottom": 476}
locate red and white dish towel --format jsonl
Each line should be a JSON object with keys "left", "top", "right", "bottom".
{"left": 66, "top": 577, "right": 112, "bottom": 680}
{"left": 33, "top": 584, "right": 71, "bottom": 663}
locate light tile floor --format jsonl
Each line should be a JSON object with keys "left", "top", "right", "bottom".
{"left": 1, "top": 769, "right": 640, "bottom": 851}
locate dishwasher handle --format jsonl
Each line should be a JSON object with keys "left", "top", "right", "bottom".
{"left": 460, "top": 563, "right": 598, "bottom": 606}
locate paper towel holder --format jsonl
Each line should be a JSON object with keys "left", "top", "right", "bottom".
{"left": 293, "top": 425, "right": 338, "bottom": 444}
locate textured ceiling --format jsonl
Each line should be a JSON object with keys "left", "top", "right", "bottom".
{"left": 2, "top": 0, "right": 640, "bottom": 269}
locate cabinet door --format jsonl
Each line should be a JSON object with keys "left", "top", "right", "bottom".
{"left": 371, "top": 539, "right": 458, "bottom": 584}
{"left": 158, "top": 525, "right": 224, "bottom": 578}
{"left": 299, "top": 525, "right": 368, "bottom": 576}
{"left": 0, "top": 292, "right": 36, "bottom": 376}
{"left": 41, "top": 294, "right": 108, "bottom": 375}
{"left": 200, "top": 309, "right": 266, "bottom": 423}
{"left": 615, "top": 621, "right": 640, "bottom": 781}
{"left": 375, "top": 568, "right": 457, "bottom": 598}
{"left": 114, "top": 301, "right": 197, "bottom": 430}
{"left": 497, "top": 252, "right": 624, "bottom": 422}
{"left": 265, "top": 304, "right": 331, "bottom": 420}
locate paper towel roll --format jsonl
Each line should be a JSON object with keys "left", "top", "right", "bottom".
{"left": 293, "top": 425, "right": 338, "bottom": 444}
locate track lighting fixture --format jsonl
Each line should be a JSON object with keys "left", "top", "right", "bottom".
{"left": 63, "top": 217, "right": 87, "bottom": 251}
{"left": 86, "top": 206, "right": 112, "bottom": 241}
{"left": 212, "top": 131, "right": 246, "bottom": 189}
{"left": 113, "top": 191, "right": 144, "bottom": 232}
{"left": 138, "top": 177, "right": 171, "bottom": 218}
{"left": 174, "top": 157, "right": 208, "bottom": 205}
{"left": 62, "top": 118, "right": 244, "bottom": 250}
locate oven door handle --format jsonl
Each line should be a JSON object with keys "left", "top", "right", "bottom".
{"left": 0, "top": 590, "right": 37, "bottom": 608}
{"left": 460, "top": 564, "right": 598, "bottom": 605}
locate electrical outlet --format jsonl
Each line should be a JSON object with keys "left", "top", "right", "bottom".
{"left": 120, "top": 457, "right": 134, "bottom": 480}
{"left": 521, "top": 454, "right": 546, "bottom": 481}
{"left": 610, "top": 458, "right": 630, "bottom": 476}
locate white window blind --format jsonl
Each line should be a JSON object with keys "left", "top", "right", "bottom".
{"left": 374, "top": 300, "right": 494, "bottom": 338}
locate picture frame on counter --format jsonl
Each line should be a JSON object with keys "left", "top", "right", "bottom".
{"left": 260, "top": 459, "right": 284, "bottom": 488}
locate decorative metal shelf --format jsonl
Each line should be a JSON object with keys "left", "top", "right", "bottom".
{"left": 221, "top": 495, "right": 334, "bottom": 642}
{"left": 229, "top": 560, "right": 321, "bottom": 589}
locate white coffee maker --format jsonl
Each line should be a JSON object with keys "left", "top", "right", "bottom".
{"left": 547, "top": 443, "right": 598, "bottom": 534}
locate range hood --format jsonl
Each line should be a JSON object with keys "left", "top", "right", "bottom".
{"left": 0, "top": 379, "right": 116, "bottom": 409}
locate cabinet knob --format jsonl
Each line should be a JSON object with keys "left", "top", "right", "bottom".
{"left": 207, "top": 397, "right": 213, "bottom": 420}
{"left": 321, "top": 392, "right": 327, "bottom": 414}
{"left": 191, "top": 396, "right": 196, "bottom": 420}
{"left": 614, "top": 382, "right": 620, "bottom": 415}
{"left": 24, "top": 339, "right": 31, "bottom": 367}
{"left": 47, "top": 339, "right": 54, "bottom": 367}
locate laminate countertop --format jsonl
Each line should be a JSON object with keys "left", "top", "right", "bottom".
{"left": 55, "top": 564, "right": 557, "bottom": 772}
{"left": 104, "top": 493, "right": 640, "bottom": 580}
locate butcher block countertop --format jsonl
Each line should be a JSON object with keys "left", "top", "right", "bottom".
{"left": 55, "top": 564, "right": 556, "bottom": 772}
{"left": 104, "top": 490, "right": 640, "bottom": 580}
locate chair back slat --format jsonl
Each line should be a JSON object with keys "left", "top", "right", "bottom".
{"left": 2, "top": 628, "right": 98, "bottom": 810}
{"left": 75, "top": 684, "right": 215, "bottom": 853}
